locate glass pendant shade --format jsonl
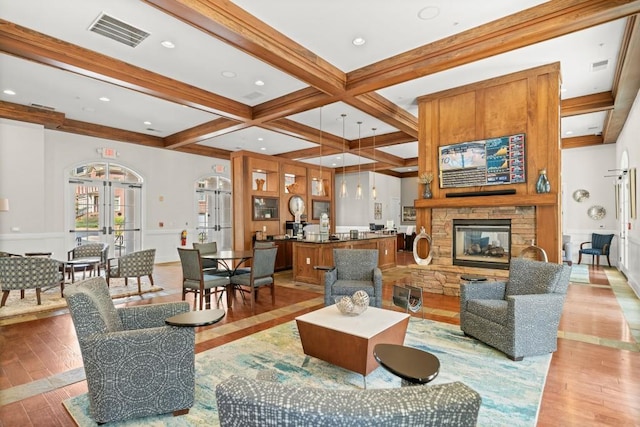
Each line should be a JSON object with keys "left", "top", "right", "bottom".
{"left": 340, "top": 179, "right": 348, "bottom": 198}
{"left": 339, "top": 113, "right": 348, "bottom": 198}
{"left": 355, "top": 183, "right": 363, "bottom": 200}
{"left": 371, "top": 127, "right": 377, "bottom": 200}
{"left": 355, "top": 121, "right": 363, "bottom": 200}
{"left": 371, "top": 185, "right": 377, "bottom": 200}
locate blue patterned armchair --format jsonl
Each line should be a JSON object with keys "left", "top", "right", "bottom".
{"left": 64, "top": 277, "right": 194, "bottom": 423}
{"left": 0, "top": 256, "right": 64, "bottom": 307}
{"left": 68, "top": 242, "right": 109, "bottom": 275}
{"left": 578, "top": 233, "right": 614, "bottom": 267}
{"left": 460, "top": 258, "right": 571, "bottom": 361}
{"left": 324, "top": 249, "right": 382, "bottom": 307}
{"left": 106, "top": 248, "right": 156, "bottom": 294}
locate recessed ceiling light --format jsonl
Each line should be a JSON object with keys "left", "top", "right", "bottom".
{"left": 417, "top": 6, "right": 440, "bottom": 20}
{"left": 160, "top": 40, "right": 175, "bottom": 49}
{"left": 144, "top": 121, "right": 152, "bottom": 125}
{"left": 565, "top": 130, "right": 574, "bottom": 135}
{"left": 99, "top": 96, "right": 110, "bottom": 102}
{"left": 3, "top": 89, "right": 16, "bottom": 95}
{"left": 352, "top": 37, "right": 366, "bottom": 46}
{"left": 254, "top": 80, "right": 265, "bottom": 86}
{"left": 260, "top": 147, "right": 266, "bottom": 151}
{"left": 331, "top": 163, "right": 337, "bottom": 167}
{"left": 258, "top": 137, "right": 264, "bottom": 141}
{"left": 221, "top": 71, "right": 237, "bottom": 78}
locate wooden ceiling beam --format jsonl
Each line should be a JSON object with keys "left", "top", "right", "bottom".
{"left": 61, "top": 119, "right": 165, "bottom": 148}
{"left": 143, "top": 0, "right": 346, "bottom": 95}
{"left": 603, "top": 14, "right": 640, "bottom": 143}
{"left": 0, "top": 100, "right": 65, "bottom": 129}
{"left": 0, "top": 20, "right": 252, "bottom": 121}
{"left": 346, "top": 1, "right": 640, "bottom": 95}
{"left": 561, "top": 91, "right": 614, "bottom": 116}
{"left": 346, "top": 93, "right": 418, "bottom": 138}
{"left": 261, "top": 118, "right": 344, "bottom": 151}
{"left": 561, "top": 134, "right": 604, "bottom": 149}
{"left": 164, "top": 118, "right": 247, "bottom": 149}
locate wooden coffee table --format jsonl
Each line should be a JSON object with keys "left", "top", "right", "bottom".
{"left": 295, "top": 306, "right": 410, "bottom": 376}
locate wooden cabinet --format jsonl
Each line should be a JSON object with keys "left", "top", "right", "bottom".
{"left": 232, "top": 151, "right": 335, "bottom": 253}
{"left": 292, "top": 236, "right": 397, "bottom": 284}
{"left": 273, "top": 240, "right": 292, "bottom": 271}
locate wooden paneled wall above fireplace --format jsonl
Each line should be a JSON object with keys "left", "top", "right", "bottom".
{"left": 415, "top": 63, "right": 562, "bottom": 263}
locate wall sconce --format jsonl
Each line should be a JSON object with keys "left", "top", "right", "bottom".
{"left": 0, "top": 198, "right": 9, "bottom": 211}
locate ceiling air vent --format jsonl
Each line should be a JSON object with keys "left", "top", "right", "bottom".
{"left": 88, "top": 13, "right": 150, "bottom": 48}
{"left": 590, "top": 59, "right": 609, "bottom": 72}
{"left": 243, "top": 91, "right": 264, "bottom": 101}
{"left": 30, "top": 103, "right": 55, "bottom": 111}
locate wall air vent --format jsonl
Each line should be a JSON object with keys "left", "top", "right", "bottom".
{"left": 590, "top": 59, "right": 609, "bottom": 72}
{"left": 88, "top": 13, "right": 150, "bottom": 48}
{"left": 30, "top": 103, "right": 55, "bottom": 111}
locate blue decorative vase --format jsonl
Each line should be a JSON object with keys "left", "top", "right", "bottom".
{"left": 536, "top": 169, "right": 551, "bottom": 193}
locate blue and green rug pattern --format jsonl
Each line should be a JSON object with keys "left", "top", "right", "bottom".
{"left": 64, "top": 318, "right": 551, "bottom": 426}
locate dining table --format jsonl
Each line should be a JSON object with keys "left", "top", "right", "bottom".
{"left": 201, "top": 250, "right": 253, "bottom": 308}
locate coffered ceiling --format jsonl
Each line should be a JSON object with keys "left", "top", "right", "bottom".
{"left": 1, "top": 0, "right": 639, "bottom": 176}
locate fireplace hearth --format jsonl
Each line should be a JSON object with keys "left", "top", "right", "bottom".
{"left": 453, "top": 219, "right": 511, "bottom": 270}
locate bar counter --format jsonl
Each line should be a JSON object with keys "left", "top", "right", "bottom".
{"left": 291, "top": 234, "right": 397, "bottom": 285}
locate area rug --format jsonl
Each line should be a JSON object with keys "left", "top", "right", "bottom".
{"left": 0, "top": 277, "right": 163, "bottom": 321}
{"left": 63, "top": 318, "right": 551, "bottom": 426}
{"left": 569, "top": 263, "right": 590, "bottom": 283}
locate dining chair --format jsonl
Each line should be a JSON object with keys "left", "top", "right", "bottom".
{"left": 192, "top": 241, "right": 222, "bottom": 273}
{"left": 178, "top": 248, "right": 230, "bottom": 310}
{"left": 229, "top": 246, "right": 278, "bottom": 314}
{"left": 518, "top": 244, "right": 548, "bottom": 262}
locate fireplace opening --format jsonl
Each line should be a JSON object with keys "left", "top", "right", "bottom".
{"left": 452, "top": 219, "right": 511, "bottom": 270}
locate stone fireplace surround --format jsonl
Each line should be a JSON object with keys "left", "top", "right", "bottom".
{"left": 405, "top": 206, "right": 536, "bottom": 296}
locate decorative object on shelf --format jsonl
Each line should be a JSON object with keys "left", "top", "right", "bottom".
{"left": 286, "top": 182, "right": 299, "bottom": 194}
{"left": 413, "top": 226, "right": 433, "bottom": 266}
{"left": 335, "top": 290, "right": 369, "bottom": 316}
{"left": 587, "top": 205, "right": 606, "bottom": 220}
{"left": 572, "top": 189, "right": 590, "bottom": 202}
{"left": 418, "top": 172, "right": 434, "bottom": 199}
{"left": 535, "top": 169, "right": 551, "bottom": 193}
{"left": 288, "top": 195, "right": 305, "bottom": 216}
{"left": 255, "top": 178, "right": 265, "bottom": 191}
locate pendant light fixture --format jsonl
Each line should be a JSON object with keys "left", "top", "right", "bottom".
{"left": 355, "top": 121, "right": 363, "bottom": 200}
{"left": 339, "top": 114, "right": 348, "bottom": 198}
{"left": 371, "top": 127, "right": 377, "bottom": 200}
{"left": 316, "top": 107, "right": 326, "bottom": 196}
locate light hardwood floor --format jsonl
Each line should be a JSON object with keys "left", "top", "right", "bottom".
{"left": 0, "top": 252, "right": 638, "bottom": 426}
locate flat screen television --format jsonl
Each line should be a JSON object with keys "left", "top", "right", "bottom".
{"left": 438, "top": 133, "right": 526, "bottom": 189}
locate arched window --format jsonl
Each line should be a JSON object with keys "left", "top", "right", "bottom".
{"left": 68, "top": 163, "right": 143, "bottom": 257}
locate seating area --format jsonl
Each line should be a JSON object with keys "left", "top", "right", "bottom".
{"left": 106, "top": 248, "right": 156, "bottom": 294}
{"left": 0, "top": 256, "right": 64, "bottom": 307}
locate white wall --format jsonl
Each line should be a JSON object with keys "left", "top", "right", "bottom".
{"left": 335, "top": 171, "right": 401, "bottom": 230}
{"left": 0, "top": 119, "right": 230, "bottom": 263}
{"left": 561, "top": 143, "right": 618, "bottom": 265}
{"left": 615, "top": 89, "right": 640, "bottom": 296}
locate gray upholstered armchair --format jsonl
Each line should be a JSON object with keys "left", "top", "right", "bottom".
{"left": 64, "top": 277, "right": 194, "bottom": 423}
{"left": 324, "top": 249, "right": 382, "bottom": 308}
{"left": 460, "top": 258, "right": 571, "bottom": 361}
{"left": 106, "top": 248, "right": 156, "bottom": 294}
{"left": 0, "top": 256, "right": 64, "bottom": 307}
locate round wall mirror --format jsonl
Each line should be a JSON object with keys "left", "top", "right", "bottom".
{"left": 288, "top": 195, "right": 305, "bottom": 215}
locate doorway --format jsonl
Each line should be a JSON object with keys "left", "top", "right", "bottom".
{"left": 68, "top": 163, "right": 143, "bottom": 257}
{"left": 195, "top": 176, "right": 232, "bottom": 250}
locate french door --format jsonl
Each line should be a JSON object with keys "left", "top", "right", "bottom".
{"left": 196, "top": 176, "right": 232, "bottom": 250}
{"left": 69, "top": 163, "right": 143, "bottom": 257}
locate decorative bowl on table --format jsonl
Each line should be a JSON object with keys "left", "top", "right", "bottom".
{"left": 335, "top": 290, "right": 370, "bottom": 316}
